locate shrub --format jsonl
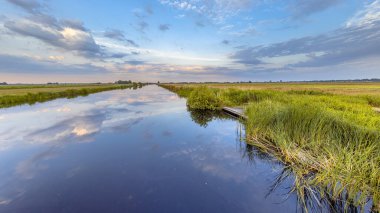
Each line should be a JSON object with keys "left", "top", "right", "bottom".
{"left": 187, "top": 86, "right": 221, "bottom": 110}
{"left": 362, "top": 95, "right": 380, "bottom": 107}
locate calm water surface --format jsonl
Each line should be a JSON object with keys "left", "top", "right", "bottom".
{"left": 0, "top": 85, "right": 300, "bottom": 212}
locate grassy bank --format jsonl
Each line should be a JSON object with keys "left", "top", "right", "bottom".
{"left": 161, "top": 83, "right": 380, "bottom": 211}
{"left": 0, "top": 84, "right": 140, "bottom": 108}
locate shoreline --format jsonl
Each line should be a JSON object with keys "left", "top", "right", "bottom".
{"left": 160, "top": 83, "right": 380, "bottom": 212}
{"left": 0, "top": 84, "right": 144, "bottom": 109}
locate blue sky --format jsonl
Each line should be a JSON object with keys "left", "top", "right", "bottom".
{"left": 0, "top": 0, "right": 379, "bottom": 83}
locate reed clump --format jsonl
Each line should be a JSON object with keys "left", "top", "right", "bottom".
{"left": 244, "top": 98, "right": 380, "bottom": 208}
{"left": 161, "top": 84, "right": 380, "bottom": 210}
{"left": 187, "top": 86, "right": 221, "bottom": 110}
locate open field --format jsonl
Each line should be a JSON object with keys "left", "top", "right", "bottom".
{"left": 0, "top": 84, "right": 139, "bottom": 108}
{"left": 170, "top": 82, "right": 380, "bottom": 96}
{"left": 161, "top": 83, "right": 380, "bottom": 211}
{"left": 0, "top": 84, "right": 124, "bottom": 95}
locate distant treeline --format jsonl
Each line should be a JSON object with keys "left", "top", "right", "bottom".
{"left": 0, "top": 80, "right": 147, "bottom": 85}
{"left": 161, "top": 78, "right": 380, "bottom": 84}
{"left": 115, "top": 80, "right": 133, "bottom": 84}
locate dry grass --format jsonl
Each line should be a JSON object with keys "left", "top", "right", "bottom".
{"left": 166, "top": 82, "right": 380, "bottom": 96}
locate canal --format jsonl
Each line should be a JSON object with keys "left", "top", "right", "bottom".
{"left": 0, "top": 85, "right": 301, "bottom": 212}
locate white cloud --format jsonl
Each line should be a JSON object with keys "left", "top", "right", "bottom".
{"left": 230, "top": 5, "right": 380, "bottom": 69}
{"left": 94, "top": 36, "right": 225, "bottom": 66}
{"left": 159, "top": 0, "right": 258, "bottom": 22}
{"left": 346, "top": 0, "right": 380, "bottom": 27}
{"left": 4, "top": 17, "right": 101, "bottom": 57}
{"left": 48, "top": 55, "right": 65, "bottom": 61}
{"left": 72, "top": 126, "right": 94, "bottom": 136}
{"left": 229, "top": 25, "right": 257, "bottom": 37}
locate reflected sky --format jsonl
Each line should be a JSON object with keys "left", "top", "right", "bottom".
{"left": 0, "top": 85, "right": 300, "bottom": 212}
{"left": 0, "top": 86, "right": 183, "bottom": 148}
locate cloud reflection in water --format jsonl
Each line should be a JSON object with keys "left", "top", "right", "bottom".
{"left": 0, "top": 86, "right": 182, "bottom": 149}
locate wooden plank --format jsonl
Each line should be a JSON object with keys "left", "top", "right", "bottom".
{"left": 222, "top": 107, "right": 247, "bottom": 120}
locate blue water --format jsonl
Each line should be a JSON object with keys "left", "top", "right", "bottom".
{"left": 0, "top": 85, "right": 299, "bottom": 212}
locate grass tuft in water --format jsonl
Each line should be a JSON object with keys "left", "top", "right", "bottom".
{"left": 187, "top": 86, "right": 221, "bottom": 110}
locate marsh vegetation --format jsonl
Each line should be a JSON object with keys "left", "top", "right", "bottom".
{"left": 0, "top": 83, "right": 144, "bottom": 108}
{"left": 161, "top": 83, "right": 380, "bottom": 211}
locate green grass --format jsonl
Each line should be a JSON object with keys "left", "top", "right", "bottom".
{"left": 168, "top": 82, "right": 380, "bottom": 96}
{"left": 0, "top": 84, "right": 139, "bottom": 108}
{"left": 161, "top": 83, "right": 380, "bottom": 211}
{"left": 187, "top": 86, "right": 221, "bottom": 110}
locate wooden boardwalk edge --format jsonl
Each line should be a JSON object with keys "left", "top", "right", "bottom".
{"left": 222, "top": 107, "right": 247, "bottom": 120}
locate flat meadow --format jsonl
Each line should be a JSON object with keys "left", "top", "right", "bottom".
{"left": 0, "top": 83, "right": 140, "bottom": 108}
{"left": 181, "top": 82, "right": 380, "bottom": 95}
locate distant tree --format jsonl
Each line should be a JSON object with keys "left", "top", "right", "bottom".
{"left": 115, "top": 80, "right": 132, "bottom": 84}
{"left": 0, "top": 82, "right": 7, "bottom": 85}
{"left": 132, "top": 82, "right": 138, "bottom": 89}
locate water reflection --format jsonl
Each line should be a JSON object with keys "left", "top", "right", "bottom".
{"left": 0, "top": 86, "right": 182, "bottom": 150}
{"left": 187, "top": 108, "right": 232, "bottom": 128}
{"left": 187, "top": 109, "right": 373, "bottom": 212}
{"left": 0, "top": 85, "right": 370, "bottom": 212}
{"left": 264, "top": 164, "right": 373, "bottom": 213}
{"left": 16, "top": 148, "right": 58, "bottom": 180}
